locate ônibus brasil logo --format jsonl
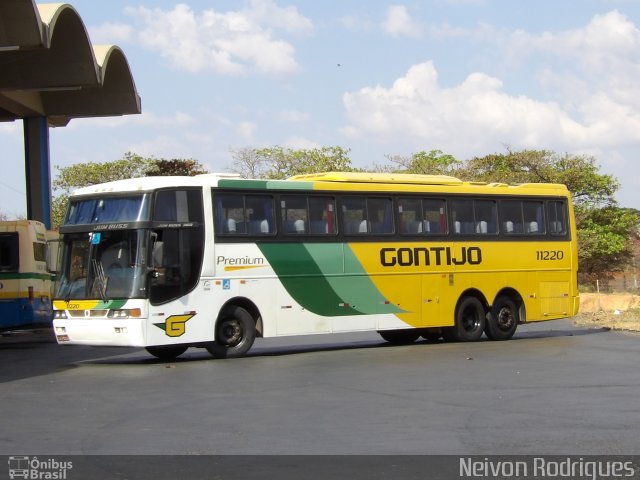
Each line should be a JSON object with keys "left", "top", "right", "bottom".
{"left": 8, "top": 456, "right": 73, "bottom": 480}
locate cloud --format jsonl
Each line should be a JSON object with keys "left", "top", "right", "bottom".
{"left": 125, "top": 1, "right": 313, "bottom": 75}
{"left": 68, "top": 111, "right": 195, "bottom": 129}
{"left": 342, "top": 60, "right": 640, "bottom": 158}
{"left": 276, "top": 109, "right": 310, "bottom": 123}
{"left": 0, "top": 121, "right": 21, "bottom": 137}
{"left": 237, "top": 121, "right": 257, "bottom": 140}
{"left": 382, "top": 5, "right": 422, "bottom": 38}
{"left": 344, "top": 11, "right": 640, "bottom": 161}
{"left": 282, "top": 136, "right": 320, "bottom": 149}
{"left": 88, "top": 22, "right": 133, "bottom": 44}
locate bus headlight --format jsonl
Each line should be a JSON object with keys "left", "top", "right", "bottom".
{"left": 108, "top": 309, "right": 141, "bottom": 319}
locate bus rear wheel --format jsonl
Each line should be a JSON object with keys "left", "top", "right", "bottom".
{"left": 446, "top": 296, "right": 486, "bottom": 342}
{"left": 486, "top": 295, "right": 518, "bottom": 341}
{"left": 145, "top": 345, "right": 188, "bottom": 360}
{"left": 378, "top": 329, "right": 420, "bottom": 344}
{"left": 205, "top": 305, "right": 256, "bottom": 358}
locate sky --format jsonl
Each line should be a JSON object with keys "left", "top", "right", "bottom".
{"left": 2, "top": 0, "right": 640, "bottom": 216}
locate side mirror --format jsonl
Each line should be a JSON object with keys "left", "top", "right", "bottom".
{"left": 151, "top": 240, "right": 164, "bottom": 269}
{"left": 46, "top": 239, "right": 60, "bottom": 274}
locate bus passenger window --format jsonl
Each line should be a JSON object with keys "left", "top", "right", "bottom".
{"left": 0, "top": 233, "right": 19, "bottom": 272}
{"left": 499, "top": 200, "right": 524, "bottom": 234}
{"left": 524, "top": 201, "right": 545, "bottom": 235}
{"left": 398, "top": 198, "right": 422, "bottom": 234}
{"left": 369, "top": 198, "right": 393, "bottom": 234}
{"left": 309, "top": 196, "right": 336, "bottom": 234}
{"left": 246, "top": 195, "right": 275, "bottom": 235}
{"left": 341, "top": 197, "right": 368, "bottom": 234}
{"left": 547, "top": 201, "right": 567, "bottom": 235}
{"left": 475, "top": 200, "right": 497, "bottom": 234}
{"left": 281, "top": 196, "right": 308, "bottom": 234}
{"left": 423, "top": 199, "right": 446, "bottom": 234}
{"left": 215, "top": 194, "right": 246, "bottom": 234}
{"left": 451, "top": 199, "right": 474, "bottom": 235}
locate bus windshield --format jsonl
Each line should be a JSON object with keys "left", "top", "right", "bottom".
{"left": 55, "top": 229, "right": 148, "bottom": 300}
{"left": 65, "top": 195, "right": 150, "bottom": 225}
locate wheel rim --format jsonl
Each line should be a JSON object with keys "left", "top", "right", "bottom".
{"left": 461, "top": 305, "right": 481, "bottom": 332}
{"left": 496, "top": 306, "right": 514, "bottom": 331}
{"left": 219, "top": 319, "right": 243, "bottom": 346}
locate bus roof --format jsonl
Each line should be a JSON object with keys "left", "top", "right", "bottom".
{"left": 289, "top": 171, "right": 464, "bottom": 185}
{"left": 69, "top": 172, "right": 570, "bottom": 198}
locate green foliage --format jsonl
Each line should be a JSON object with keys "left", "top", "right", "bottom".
{"left": 51, "top": 152, "right": 208, "bottom": 227}
{"left": 385, "top": 149, "right": 461, "bottom": 175}
{"left": 231, "top": 146, "right": 356, "bottom": 179}
{"left": 144, "top": 158, "right": 207, "bottom": 176}
{"left": 460, "top": 149, "right": 619, "bottom": 208}
{"left": 444, "top": 148, "right": 635, "bottom": 286}
{"left": 576, "top": 207, "right": 638, "bottom": 286}
{"left": 52, "top": 152, "right": 149, "bottom": 197}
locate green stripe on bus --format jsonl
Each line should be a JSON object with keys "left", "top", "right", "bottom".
{"left": 218, "top": 179, "right": 314, "bottom": 190}
{"left": 0, "top": 272, "right": 54, "bottom": 281}
{"left": 257, "top": 243, "right": 403, "bottom": 317}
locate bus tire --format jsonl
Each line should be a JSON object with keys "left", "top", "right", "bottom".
{"left": 450, "top": 296, "right": 486, "bottom": 342}
{"left": 378, "top": 329, "right": 420, "bottom": 344}
{"left": 486, "top": 295, "right": 518, "bottom": 341}
{"left": 145, "top": 345, "right": 188, "bottom": 360}
{"left": 206, "top": 305, "right": 256, "bottom": 358}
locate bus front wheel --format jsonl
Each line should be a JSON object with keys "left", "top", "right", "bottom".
{"left": 206, "top": 305, "right": 256, "bottom": 358}
{"left": 145, "top": 345, "right": 188, "bottom": 360}
{"left": 446, "top": 296, "right": 486, "bottom": 342}
{"left": 485, "top": 295, "right": 518, "bottom": 341}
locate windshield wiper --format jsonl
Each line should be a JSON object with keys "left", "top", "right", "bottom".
{"left": 91, "top": 259, "right": 108, "bottom": 302}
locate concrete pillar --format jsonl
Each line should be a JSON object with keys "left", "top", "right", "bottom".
{"left": 23, "top": 117, "right": 52, "bottom": 229}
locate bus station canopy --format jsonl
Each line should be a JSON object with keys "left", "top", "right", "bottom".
{"left": 0, "top": 0, "right": 141, "bottom": 127}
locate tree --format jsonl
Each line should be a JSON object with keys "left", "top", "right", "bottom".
{"left": 576, "top": 207, "right": 639, "bottom": 287}
{"left": 51, "top": 152, "right": 208, "bottom": 227}
{"left": 453, "top": 148, "right": 636, "bottom": 287}
{"left": 229, "top": 147, "right": 270, "bottom": 179}
{"left": 458, "top": 149, "right": 619, "bottom": 208}
{"left": 385, "top": 149, "right": 461, "bottom": 175}
{"left": 145, "top": 158, "right": 207, "bottom": 176}
{"left": 230, "top": 146, "right": 356, "bottom": 179}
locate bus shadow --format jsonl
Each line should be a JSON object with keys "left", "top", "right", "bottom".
{"left": 79, "top": 325, "right": 612, "bottom": 366}
{"left": 0, "top": 328, "right": 141, "bottom": 383}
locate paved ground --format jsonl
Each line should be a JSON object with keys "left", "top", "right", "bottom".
{"left": 1, "top": 320, "right": 639, "bottom": 458}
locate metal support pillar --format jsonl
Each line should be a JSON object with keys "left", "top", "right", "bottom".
{"left": 23, "top": 117, "right": 52, "bottom": 229}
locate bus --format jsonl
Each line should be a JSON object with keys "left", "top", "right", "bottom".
{"left": 0, "top": 220, "right": 58, "bottom": 331}
{"left": 52, "top": 172, "right": 579, "bottom": 359}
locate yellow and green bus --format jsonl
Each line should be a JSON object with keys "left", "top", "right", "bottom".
{"left": 1, "top": 220, "right": 58, "bottom": 331}
{"left": 52, "top": 172, "right": 579, "bottom": 359}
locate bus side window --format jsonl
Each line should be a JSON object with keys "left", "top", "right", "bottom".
{"left": 524, "top": 201, "right": 545, "bottom": 235}
{"left": 281, "top": 195, "right": 308, "bottom": 234}
{"left": 499, "top": 200, "right": 524, "bottom": 234}
{"left": 308, "top": 196, "right": 336, "bottom": 234}
{"left": 547, "top": 200, "right": 567, "bottom": 235}
{"left": 369, "top": 197, "right": 393, "bottom": 234}
{"left": 423, "top": 199, "right": 446, "bottom": 234}
{"left": 246, "top": 195, "right": 275, "bottom": 235}
{"left": 398, "top": 197, "right": 422, "bottom": 234}
{"left": 451, "top": 199, "right": 474, "bottom": 235}
{"left": 475, "top": 200, "right": 497, "bottom": 235}
{"left": 215, "top": 194, "right": 246, "bottom": 235}
{"left": 0, "top": 233, "right": 19, "bottom": 272}
{"left": 341, "top": 197, "right": 368, "bottom": 234}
